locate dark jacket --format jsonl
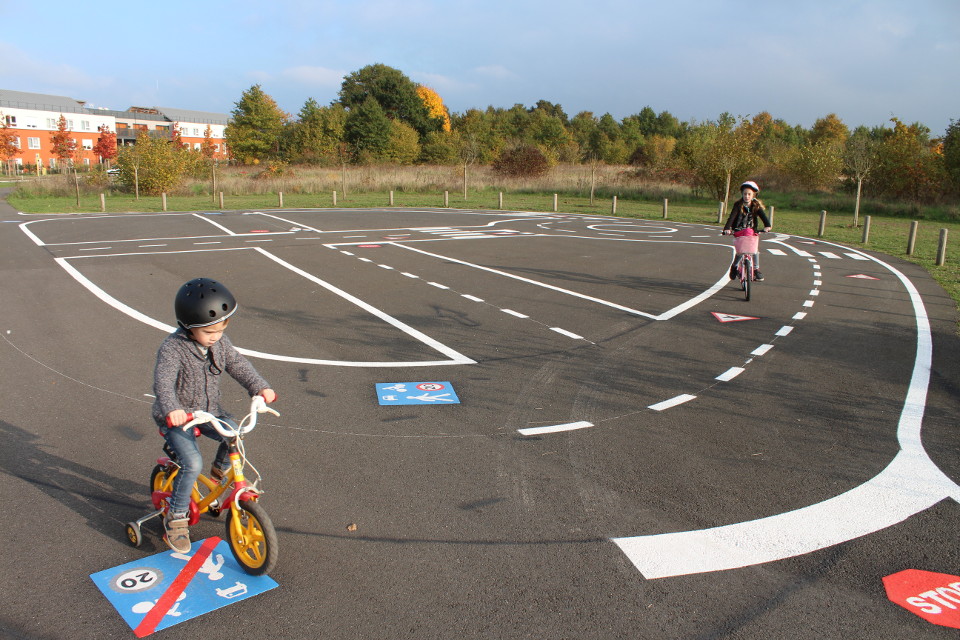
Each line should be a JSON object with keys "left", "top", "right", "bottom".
{"left": 152, "top": 329, "right": 269, "bottom": 431}
{"left": 723, "top": 199, "right": 771, "bottom": 232}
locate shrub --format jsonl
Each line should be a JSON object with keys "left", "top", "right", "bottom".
{"left": 492, "top": 145, "right": 550, "bottom": 178}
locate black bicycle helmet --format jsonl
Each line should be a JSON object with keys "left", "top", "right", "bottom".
{"left": 174, "top": 278, "right": 237, "bottom": 330}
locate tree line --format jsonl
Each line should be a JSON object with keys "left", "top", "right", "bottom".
{"left": 223, "top": 64, "right": 959, "bottom": 205}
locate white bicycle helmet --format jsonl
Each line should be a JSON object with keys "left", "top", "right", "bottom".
{"left": 740, "top": 180, "right": 760, "bottom": 193}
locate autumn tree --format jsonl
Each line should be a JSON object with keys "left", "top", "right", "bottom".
{"left": 0, "top": 112, "right": 20, "bottom": 174}
{"left": 92, "top": 125, "right": 117, "bottom": 165}
{"left": 49, "top": 114, "right": 76, "bottom": 171}
{"left": 677, "top": 114, "right": 761, "bottom": 205}
{"left": 225, "top": 84, "right": 288, "bottom": 164}
{"left": 942, "top": 119, "right": 960, "bottom": 194}
{"left": 809, "top": 113, "right": 850, "bottom": 146}
{"left": 170, "top": 122, "right": 184, "bottom": 149}
{"left": 283, "top": 99, "right": 346, "bottom": 165}
{"left": 871, "top": 118, "right": 944, "bottom": 202}
{"left": 416, "top": 85, "right": 451, "bottom": 133}
{"left": 200, "top": 125, "right": 217, "bottom": 159}
{"left": 116, "top": 130, "right": 186, "bottom": 195}
{"left": 843, "top": 128, "right": 877, "bottom": 225}
{"left": 383, "top": 120, "right": 421, "bottom": 164}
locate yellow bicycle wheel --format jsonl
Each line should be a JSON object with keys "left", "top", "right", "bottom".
{"left": 226, "top": 499, "right": 278, "bottom": 576}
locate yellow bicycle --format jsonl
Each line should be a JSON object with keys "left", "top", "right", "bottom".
{"left": 125, "top": 396, "right": 280, "bottom": 576}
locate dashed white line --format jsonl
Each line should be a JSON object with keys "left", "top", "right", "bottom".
{"left": 809, "top": 289, "right": 820, "bottom": 296}
{"left": 550, "top": 327, "right": 584, "bottom": 340}
{"left": 819, "top": 252, "right": 841, "bottom": 259}
{"left": 803, "top": 300, "right": 815, "bottom": 307}
{"left": 401, "top": 272, "right": 420, "bottom": 279}
{"left": 776, "top": 326, "right": 794, "bottom": 337}
{"left": 79, "top": 247, "right": 111, "bottom": 251}
{"left": 845, "top": 253, "right": 869, "bottom": 260}
{"left": 428, "top": 282, "right": 450, "bottom": 289}
{"left": 518, "top": 421, "right": 594, "bottom": 436}
{"left": 751, "top": 344, "right": 774, "bottom": 356}
{"left": 501, "top": 309, "right": 528, "bottom": 318}
{"left": 767, "top": 248, "right": 787, "bottom": 256}
{"left": 462, "top": 294, "right": 484, "bottom": 302}
{"left": 716, "top": 367, "right": 745, "bottom": 382}
{"left": 793, "top": 312, "right": 808, "bottom": 320}
{"left": 378, "top": 264, "right": 394, "bottom": 270}
{"left": 649, "top": 394, "right": 697, "bottom": 411}
{"left": 340, "top": 251, "right": 354, "bottom": 256}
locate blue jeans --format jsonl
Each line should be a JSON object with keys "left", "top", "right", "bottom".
{"left": 163, "top": 416, "right": 235, "bottom": 516}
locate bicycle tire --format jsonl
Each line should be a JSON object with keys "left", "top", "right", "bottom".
{"left": 150, "top": 464, "right": 176, "bottom": 493}
{"left": 226, "top": 499, "right": 278, "bottom": 576}
{"left": 744, "top": 270, "right": 752, "bottom": 301}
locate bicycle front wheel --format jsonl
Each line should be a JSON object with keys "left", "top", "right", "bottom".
{"left": 226, "top": 499, "right": 278, "bottom": 575}
{"left": 743, "top": 271, "right": 751, "bottom": 301}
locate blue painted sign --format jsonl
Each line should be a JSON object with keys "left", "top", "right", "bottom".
{"left": 90, "top": 537, "right": 278, "bottom": 637}
{"left": 376, "top": 382, "right": 461, "bottom": 405}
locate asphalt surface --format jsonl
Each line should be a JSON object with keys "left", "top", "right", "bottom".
{"left": 1, "top": 194, "right": 959, "bottom": 639}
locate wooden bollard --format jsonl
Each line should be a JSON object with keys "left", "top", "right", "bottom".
{"left": 218, "top": 192, "right": 224, "bottom": 209}
{"left": 936, "top": 228, "right": 948, "bottom": 266}
{"left": 553, "top": 193, "right": 558, "bottom": 212}
{"left": 100, "top": 193, "right": 106, "bottom": 212}
{"left": 862, "top": 216, "right": 872, "bottom": 244}
{"left": 818, "top": 210, "right": 826, "bottom": 237}
{"left": 389, "top": 190, "right": 394, "bottom": 206}
{"left": 498, "top": 191, "right": 503, "bottom": 209}
{"left": 662, "top": 198, "right": 668, "bottom": 219}
{"left": 717, "top": 201, "right": 724, "bottom": 223}
{"left": 444, "top": 191, "right": 449, "bottom": 207}
{"left": 162, "top": 192, "right": 167, "bottom": 211}
{"left": 907, "top": 220, "right": 919, "bottom": 255}
{"left": 333, "top": 190, "right": 337, "bottom": 206}
{"left": 278, "top": 191, "right": 283, "bottom": 208}
{"left": 612, "top": 195, "right": 618, "bottom": 214}
{"left": 768, "top": 205, "right": 774, "bottom": 225}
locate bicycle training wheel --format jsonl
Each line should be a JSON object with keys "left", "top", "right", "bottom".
{"left": 226, "top": 499, "right": 278, "bottom": 575}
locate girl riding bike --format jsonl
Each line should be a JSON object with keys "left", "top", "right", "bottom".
{"left": 722, "top": 180, "right": 772, "bottom": 281}
{"left": 152, "top": 277, "right": 276, "bottom": 553}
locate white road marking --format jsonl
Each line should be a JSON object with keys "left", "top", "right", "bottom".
{"left": 501, "top": 309, "right": 528, "bottom": 318}
{"left": 550, "top": 327, "right": 583, "bottom": 339}
{"left": 648, "top": 394, "right": 697, "bottom": 411}
{"left": 751, "top": 344, "right": 774, "bottom": 356}
{"left": 428, "top": 282, "right": 450, "bottom": 289}
{"left": 793, "top": 312, "right": 807, "bottom": 320}
{"left": 767, "top": 248, "right": 787, "bottom": 256}
{"left": 401, "top": 272, "right": 420, "bottom": 278}
{"left": 613, "top": 239, "right": 960, "bottom": 580}
{"left": 518, "top": 421, "right": 594, "bottom": 436}
{"left": 803, "top": 300, "right": 815, "bottom": 307}
{"left": 845, "top": 253, "right": 869, "bottom": 260}
{"left": 378, "top": 264, "right": 394, "bottom": 270}
{"left": 193, "top": 213, "right": 236, "bottom": 235}
{"left": 809, "top": 289, "right": 820, "bottom": 296}
{"left": 819, "top": 252, "right": 841, "bottom": 259}
{"left": 776, "top": 326, "right": 794, "bottom": 336}
{"left": 716, "top": 367, "right": 745, "bottom": 381}
{"left": 462, "top": 294, "right": 484, "bottom": 302}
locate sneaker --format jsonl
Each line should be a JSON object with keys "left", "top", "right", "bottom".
{"left": 729, "top": 264, "right": 738, "bottom": 280}
{"left": 163, "top": 514, "right": 191, "bottom": 553}
{"left": 210, "top": 464, "right": 229, "bottom": 483}
{"left": 754, "top": 270, "right": 764, "bottom": 282}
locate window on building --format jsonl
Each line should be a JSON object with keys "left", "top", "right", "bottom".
{"left": 49, "top": 158, "right": 57, "bottom": 168}
{"left": 193, "top": 142, "right": 201, "bottom": 150}
{"left": 24, "top": 117, "right": 38, "bottom": 129}
{"left": 82, "top": 139, "right": 93, "bottom": 150}
{"left": 13, "top": 137, "right": 20, "bottom": 149}
{"left": 27, "top": 137, "right": 40, "bottom": 149}
{"left": 46, "top": 118, "right": 58, "bottom": 128}
{"left": 83, "top": 158, "right": 90, "bottom": 166}
{"left": 81, "top": 120, "right": 91, "bottom": 131}
{"left": 3, "top": 115, "right": 15, "bottom": 126}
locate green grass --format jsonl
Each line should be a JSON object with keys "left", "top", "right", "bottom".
{"left": 9, "top": 188, "right": 959, "bottom": 331}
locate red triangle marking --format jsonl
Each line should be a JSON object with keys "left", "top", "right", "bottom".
{"left": 711, "top": 312, "right": 761, "bottom": 323}
{"left": 846, "top": 274, "right": 879, "bottom": 280}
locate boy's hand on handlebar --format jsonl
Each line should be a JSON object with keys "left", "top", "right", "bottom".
{"left": 166, "top": 409, "right": 189, "bottom": 427}
{"left": 259, "top": 388, "right": 277, "bottom": 403}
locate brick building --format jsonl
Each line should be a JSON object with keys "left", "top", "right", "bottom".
{"left": 0, "top": 89, "right": 229, "bottom": 171}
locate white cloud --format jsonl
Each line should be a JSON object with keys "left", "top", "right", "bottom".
{"left": 281, "top": 65, "right": 346, "bottom": 87}
{"left": 473, "top": 65, "right": 518, "bottom": 80}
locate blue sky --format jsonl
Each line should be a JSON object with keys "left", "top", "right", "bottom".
{"left": 2, "top": 0, "right": 958, "bottom": 133}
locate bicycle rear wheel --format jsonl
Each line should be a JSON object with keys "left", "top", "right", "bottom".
{"left": 226, "top": 499, "right": 278, "bottom": 575}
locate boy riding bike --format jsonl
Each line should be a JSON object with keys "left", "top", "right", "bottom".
{"left": 152, "top": 277, "right": 276, "bottom": 553}
{"left": 722, "top": 181, "right": 772, "bottom": 281}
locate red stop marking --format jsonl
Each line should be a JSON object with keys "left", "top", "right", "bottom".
{"left": 883, "top": 569, "right": 960, "bottom": 629}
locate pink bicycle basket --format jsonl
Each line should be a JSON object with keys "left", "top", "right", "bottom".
{"left": 733, "top": 232, "right": 760, "bottom": 254}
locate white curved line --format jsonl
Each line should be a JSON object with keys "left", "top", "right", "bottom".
{"left": 612, "top": 240, "right": 960, "bottom": 579}
{"left": 53, "top": 253, "right": 474, "bottom": 368}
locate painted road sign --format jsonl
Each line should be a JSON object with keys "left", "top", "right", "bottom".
{"left": 883, "top": 569, "right": 960, "bottom": 629}
{"left": 90, "top": 537, "right": 278, "bottom": 637}
{"left": 846, "top": 274, "right": 880, "bottom": 280}
{"left": 711, "top": 312, "right": 761, "bottom": 323}
{"left": 376, "top": 382, "right": 461, "bottom": 405}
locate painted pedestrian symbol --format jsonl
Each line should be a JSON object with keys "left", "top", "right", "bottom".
{"left": 90, "top": 538, "right": 278, "bottom": 637}
{"left": 376, "top": 381, "right": 461, "bottom": 405}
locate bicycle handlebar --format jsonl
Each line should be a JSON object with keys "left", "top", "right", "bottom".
{"left": 173, "top": 395, "right": 279, "bottom": 437}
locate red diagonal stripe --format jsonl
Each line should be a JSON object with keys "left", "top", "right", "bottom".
{"left": 134, "top": 536, "right": 221, "bottom": 637}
